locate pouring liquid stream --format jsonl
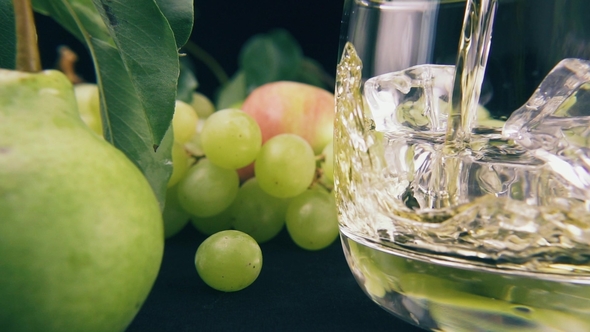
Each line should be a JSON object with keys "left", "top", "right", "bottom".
{"left": 436, "top": 0, "right": 498, "bottom": 209}
{"left": 446, "top": 0, "right": 497, "bottom": 149}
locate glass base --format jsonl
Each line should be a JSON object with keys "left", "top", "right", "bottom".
{"left": 340, "top": 229, "right": 590, "bottom": 332}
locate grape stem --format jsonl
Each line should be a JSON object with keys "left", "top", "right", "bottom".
{"left": 13, "top": 0, "right": 41, "bottom": 73}
{"left": 310, "top": 167, "right": 333, "bottom": 192}
{"left": 311, "top": 154, "right": 334, "bottom": 191}
{"left": 188, "top": 152, "right": 206, "bottom": 166}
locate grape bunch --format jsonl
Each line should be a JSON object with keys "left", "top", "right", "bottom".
{"left": 166, "top": 93, "right": 338, "bottom": 250}
{"left": 74, "top": 83, "right": 338, "bottom": 292}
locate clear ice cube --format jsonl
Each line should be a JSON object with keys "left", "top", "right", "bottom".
{"left": 503, "top": 58, "right": 590, "bottom": 200}
{"left": 503, "top": 58, "right": 590, "bottom": 151}
{"left": 364, "top": 65, "right": 455, "bottom": 133}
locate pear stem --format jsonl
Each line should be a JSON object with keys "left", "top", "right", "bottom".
{"left": 13, "top": 0, "right": 41, "bottom": 72}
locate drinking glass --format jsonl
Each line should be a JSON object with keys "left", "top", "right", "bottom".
{"left": 334, "top": 0, "right": 590, "bottom": 330}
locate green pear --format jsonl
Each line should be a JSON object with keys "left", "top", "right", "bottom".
{"left": 0, "top": 69, "right": 164, "bottom": 331}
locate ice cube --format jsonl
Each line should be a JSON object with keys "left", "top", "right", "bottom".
{"left": 364, "top": 64, "right": 455, "bottom": 133}
{"left": 503, "top": 58, "right": 590, "bottom": 200}
{"left": 503, "top": 58, "right": 590, "bottom": 151}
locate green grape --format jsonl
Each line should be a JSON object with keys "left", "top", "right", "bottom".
{"left": 285, "top": 186, "right": 339, "bottom": 250}
{"left": 195, "top": 230, "right": 262, "bottom": 292}
{"left": 190, "top": 92, "right": 215, "bottom": 119}
{"left": 173, "top": 100, "right": 199, "bottom": 144}
{"left": 230, "top": 178, "right": 290, "bottom": 243}
{"left": 255, "top": 134, "right": 316, "bottom": 198}
{"left": 167, "top": 142, "right": 191, "bottom": 188}
{"left": 200, "top": 109, "right": 262, "bottom": 170}
{"left": 190, "top": 207, "right": 234, "bottom": 236}
{"left": 74, "top": 83, "right": 102, "bottom": 136}
{"left": 177, "top": 159, "right": 239, "bottom": 217}
{"left": 162, "top": 184, "right": 190, "bottom": 238}
{"left": 320, "top": 140, "right": 334, "bottom": 183}
{"left": 184, "top": 120, "right": 205, "bottom": 157}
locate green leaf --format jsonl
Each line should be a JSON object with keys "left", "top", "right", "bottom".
{"left": 0, "top": 0, "right": 16, "bottom": 69}
{"left": 32, "top": 0, "right": 181, "bottom": 209}
{"left": 239, "top": 28, "right": 303, "bottom": 92}
{"left": 92, "top": 0, "right": 179, "bottom": 147}
{"left": 216, "top": 70, "right": 247, "bottom": 110}
{"left": 154, "top": 0, "right": 193, "bottom": 48}
{"left": 32, "top": 0, "right": 113, "bottom": 46}
{"left": 91, "top": 37, "right": 173, "bottom": 209}
{"left": 176, "top": 56, "right": 198, "bottom": 103}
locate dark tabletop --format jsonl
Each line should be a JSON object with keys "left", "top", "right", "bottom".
{"left": 127, "top": 225, "right": 425, "bottom": 331}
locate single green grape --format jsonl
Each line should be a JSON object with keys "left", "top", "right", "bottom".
{"left": 190, "top": 207, "right": 234, "bottom": 236}
{"left": 167, "top": 142, "right": 191, "bottom": 188}
{"left": 200, "top": 109, "right": 262, "bottom": 170}
{"left": 162, "top": 184, "right": 190, "bottom": 238}
{"left": 255, "top": 134, "right": 316, "bottom": 198}
{"left": 173, "top": 100, "right": 199, "bottom": 144}
{"left": 321, "top": 140, "right": 334, "bottom": 183}
{"left": 184, "top": 119, "right": 205, "bottom": 157}
{"left": 195, "top": 230, "right": 263, "bottom": 292}
{"left": 190, "top": 92, "right": 215, "bottom": 119}
{"left": 177, "top": 159, "right": 239, "bottom": 217}
{"left": 285, "top": 186, "right": 339, "bottom": 250}
{"left": 230, "top": 178, "right": 290, "bottom": 243}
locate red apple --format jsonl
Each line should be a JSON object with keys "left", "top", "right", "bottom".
{"left": 241, "top": 81, "right": 335, "bottom": 154}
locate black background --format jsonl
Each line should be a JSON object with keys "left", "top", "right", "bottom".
{"left": 126, "top": 226, "right": 424, "bottom": 332}
{"left": 34, "top": 1, "right": 423, "bottom": 331}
